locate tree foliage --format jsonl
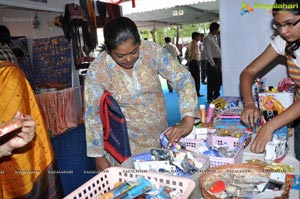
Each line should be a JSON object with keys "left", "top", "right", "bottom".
{"left": 139, "top": 23, "right": 210, "bottom": 46}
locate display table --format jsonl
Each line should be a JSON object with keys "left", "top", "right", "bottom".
{"left": 121, "top": 134, "right": 299, "bottom": 199}
{"left": 189, "top": 134, "right": 299, "bottom": 199}
{"left": 35, "top": 86, "right": 84, "bottom": 136}
{"left": 243, "top": 134, "right": 300, "bottom": 199}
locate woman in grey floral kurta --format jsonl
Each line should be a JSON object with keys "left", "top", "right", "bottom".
{"left": 84, "top": 17, "right": 198, "bottom": 171}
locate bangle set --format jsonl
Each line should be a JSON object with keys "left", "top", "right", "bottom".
{"left": 0, "top": 147, "right": 12, "bottom": 157}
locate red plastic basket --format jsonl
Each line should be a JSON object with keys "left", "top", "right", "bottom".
{"left": 64, "top": 167, "right": 196, "bottom": 199}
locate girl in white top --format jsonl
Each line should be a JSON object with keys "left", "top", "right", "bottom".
{"left": 240, "top": 0, "right": 300, "bottom": 160}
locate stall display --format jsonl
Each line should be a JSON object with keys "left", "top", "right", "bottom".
{"left": 127, "top": 148, "right": 210, "bottom": 178}
{"left": 32, "top": 35, "right": 72, "bottom": 88}
{"left": 64, "top": 94, "right": 299, "bottom": 198}
{"left": 97, "top": 176, "right": 175, "bottom": 199}
{"left": 200, "top": 163, "right": 291, "bottom": 199}
{"left": 64, "top": 167, "right": 196, "bottom": 199}
{"left": 177, "top": 129, "right": 249, "bottom": 167}
{"left": 210, "top": 96, "right": 241, "bottom": 115}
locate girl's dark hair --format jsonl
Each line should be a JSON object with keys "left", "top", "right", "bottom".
{"left": 101, "top": 17, "right": 141, "bottom": 53}
{"left": 272, "top": 0, "right": 300, "bottom": 58}
{"left": 0, "top": 25, "right": 11, "bottom": 45}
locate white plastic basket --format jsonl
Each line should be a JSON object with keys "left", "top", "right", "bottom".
{"left": 178, "top": 135, "right": 245, "bottom": 167}
{"left": 64, "top": 167, "right": 196, "bottom": 199}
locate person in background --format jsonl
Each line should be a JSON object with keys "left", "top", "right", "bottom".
{"left": 199, "top": 33, "right": 207, "bottom": 85}
{"left": 240, "top": 0, "right": 300, "bottom": 160}
{"left": 185, "top": 32, "right": 204, "bottom": 97}
{"left": 84, "top": 17, "right": 198, "bottom": 171}
{"left": 203, "top": 22, "right": 222, "bottom": 102}
{"left": 0, "top": 60, "right": 64, "bottom": 198}
{"left": 163, "top": 36, "right": 181, "bottom": 92}
{"left": 0, "top": 25, "right": 17, "bottom": 63}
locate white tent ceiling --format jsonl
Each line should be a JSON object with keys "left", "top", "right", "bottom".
{"left": 0, "top": 0, "right": 219, "bottom": 29}
{"left": 120, "top": 0, "right": 219, "bottom": 28}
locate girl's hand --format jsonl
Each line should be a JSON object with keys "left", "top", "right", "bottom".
{"left": 241, "top": 103, "right": 260, "bottom": 128}
{"left": 250, "top": 124, "right": 274, "bottom": 153}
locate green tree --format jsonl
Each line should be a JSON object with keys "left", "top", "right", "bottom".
{"left": 139, "top": 22, "right": 210, "bottom": 46}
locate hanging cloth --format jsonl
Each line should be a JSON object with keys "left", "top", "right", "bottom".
{"left": 79, "top": 0, "right": 98, "bottom": 52}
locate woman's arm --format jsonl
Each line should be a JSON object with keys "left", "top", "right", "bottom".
{"left": 165, "top": 116, "right": 195, "bottom": 146}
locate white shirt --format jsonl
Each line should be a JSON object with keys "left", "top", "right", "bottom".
{"left": 203, "top": 33, "right": 221, "bottom": 66}
{"left": 271, "top": 35, "right": 300, "bottom": 67}
{"left": 163, "top": 43, "right": 180, "bottom": 59}
{"left": 199, "top": 41, "right": 206, "bottom": 61}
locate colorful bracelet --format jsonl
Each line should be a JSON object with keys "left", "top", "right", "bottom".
{"left": 0, "top": 147, "right": 12, "bottom": 157}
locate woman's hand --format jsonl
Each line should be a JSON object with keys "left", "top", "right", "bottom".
{"left": 1, "top": 113, "right": 36, "bottom": 155}
{"left": 250, "top": 124, "right": 274, "bottom": 153}
{"left": 165, "top": 116, "right": 194, "bottom": 146}
{"left": 240, "top": 103, "right": 260, "bottom": 128}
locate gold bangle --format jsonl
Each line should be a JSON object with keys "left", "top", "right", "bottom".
{"left": 0, "top": 147, "right": 12, "bottom": 157}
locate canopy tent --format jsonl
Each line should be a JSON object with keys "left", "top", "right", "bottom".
{"left": 120, "top": 0, "right": 219, "bottom": 29}
{"left": 0, "top": 0, "right": 219, "bottom": 29}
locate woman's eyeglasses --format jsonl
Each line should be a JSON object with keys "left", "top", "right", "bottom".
{"left": 272, "top": 19, "right": 300, "bottom": 30}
